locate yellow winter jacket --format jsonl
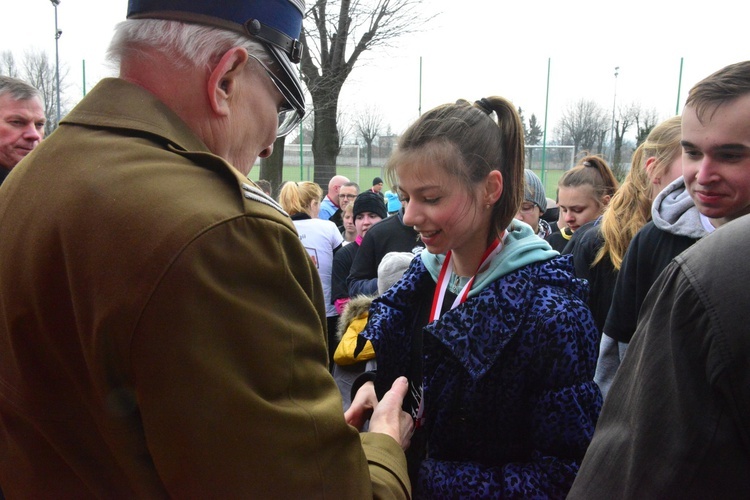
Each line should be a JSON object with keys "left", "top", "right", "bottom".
{"left": 334, "top": 295, "right": 376, "bottom": 365}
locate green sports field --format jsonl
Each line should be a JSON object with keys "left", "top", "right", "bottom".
{"left": 248, "top": 165, "right": 565, "bottom": 201}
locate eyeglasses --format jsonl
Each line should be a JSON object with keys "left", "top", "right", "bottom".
{"left": 247, "top": 53, "right": 305, "bottom": 138}
{"left": 518, "top": 202, "right": 538, "bottom": 214}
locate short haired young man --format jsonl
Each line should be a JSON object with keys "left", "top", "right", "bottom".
{"left": 597, "top": 60, "right": 750, "bottom": 395}
{"left": 570, "top": 60, "right": 750, "bottom": 498}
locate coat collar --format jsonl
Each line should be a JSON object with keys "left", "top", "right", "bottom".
{"left": 370, "top": 254, "right": 583, "bottom": 381}
{"left": 370, "top": 257, "right": 530, "bottom": 381}
{"left": 60, "top": 78, "right": 288, "bottom": 218}
{"left": 62, "top": 78, "right": 210, "bottom": 155}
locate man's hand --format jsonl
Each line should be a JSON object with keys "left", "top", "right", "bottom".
{"left": 364, "top": 377, "right": 414, "bottom": 450}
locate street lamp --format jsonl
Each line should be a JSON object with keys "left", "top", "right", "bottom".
{"left": 610, "top": 66, "right": 619, "bottom": 163}
{"left": 51, "top": 0, "right": 62, "bottom": 125}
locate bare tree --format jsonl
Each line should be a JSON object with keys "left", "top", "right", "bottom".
{"left": 555, "top": 99, "right": 609, "bottom": 158}
{"left": 337, "top": 109, "right": 355, "bottom": 149}
{"left": 0, "top": 51, "right": 19, "bottom": 78}
{"left": 634, "top": 107, "right": 662, "bottom": 147}
{"left": 20, "top": 50, "right": 69, "bottom": 135}
{"left": 611, "top": 102, "right": 640, "bottom": 180}
{"left": 356, "top": 106, "right": 383, "bottom": 166}
{"left": 299, "top": 0, "right": 432, "bottom": 188}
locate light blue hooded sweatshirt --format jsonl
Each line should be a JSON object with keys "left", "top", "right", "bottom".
{"left": 420, "top": 220, "right": 559, "bottom": 298}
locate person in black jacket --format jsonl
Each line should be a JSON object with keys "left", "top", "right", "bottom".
{"left": 347, "top": 207, "right": 424, "bottom": 297}
{"left": 331, "top": 191, "right": 387, "bottom": 313}
{"left": 562, "top": 116, "right": 683, "bottom": 338}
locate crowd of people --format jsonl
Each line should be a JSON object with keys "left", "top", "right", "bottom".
{"left": 0, "top": 0, "right": 748, "bottom": 496}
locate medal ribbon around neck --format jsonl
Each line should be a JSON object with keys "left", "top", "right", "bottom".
{"left": 430, "top": 236, "right": 503, "bottom": 322}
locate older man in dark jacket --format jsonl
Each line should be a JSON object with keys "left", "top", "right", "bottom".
{"left": 0, "top": 1, "right": 412, "bottom": 497}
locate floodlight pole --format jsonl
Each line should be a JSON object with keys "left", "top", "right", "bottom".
{"left": 540, "top": 57, "right": 551, "bottom": 186}
{"left": 51, "top": 0, "right": 62, "bottom": 125}
{"left": 418, "top": 56, "right": 422, "bottom": 116}
{"left": 675, "top": 57, "right": 684, "bottom": 115}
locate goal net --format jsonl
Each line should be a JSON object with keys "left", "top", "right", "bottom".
{"left": 525, "top": 145, "right": 575, "bottom": 194}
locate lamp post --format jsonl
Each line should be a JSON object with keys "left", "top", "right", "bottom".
{"left": 51, "top": 0, "right": 62, "bottom": 125}
{"left": 610, "top": 66, "right": 619, "bottom": 163}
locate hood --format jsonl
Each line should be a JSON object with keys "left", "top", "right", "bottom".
{"left": 652, "top": 176, "right": 709, "bottom": 239}
{"left": 337, "top": 295, "right": 373, "bottom": 340}
{"left": 421, "top": 220, "right": 558, "bottom": 298}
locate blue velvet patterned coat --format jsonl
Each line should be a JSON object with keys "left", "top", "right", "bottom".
{"left": 365, "top": 254, "right": 602, "bottom": 499}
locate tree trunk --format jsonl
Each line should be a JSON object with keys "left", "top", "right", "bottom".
{"left": 259, "top": 136, "right": 286, "bottom": 198}
{"left": 366, "top": 140, "right": 373, "bottom": 166}
{"left": 311, "top": 99, "right": 340, "bottom": 193}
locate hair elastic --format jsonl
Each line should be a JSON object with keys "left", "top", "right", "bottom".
{"left": 474, "top": 98, "right": 492, "bottom": 115}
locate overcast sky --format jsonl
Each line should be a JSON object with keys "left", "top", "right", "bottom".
{"left": 2, "top": 0, "right": 749, "bottom": 140}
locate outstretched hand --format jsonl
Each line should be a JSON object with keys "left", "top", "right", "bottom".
{"left": 345, "top": 381, "right": 377, "bottom": 430}
{"left": 364, "top": 377, "right": 414, "bottom": 450}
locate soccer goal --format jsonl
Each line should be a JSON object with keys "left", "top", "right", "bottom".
{"left": 525, "top": 145, "right": 575, "bottom": 193}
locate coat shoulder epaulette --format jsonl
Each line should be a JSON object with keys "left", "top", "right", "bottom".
{"left": 240, "top": 182, "right": 288, "bottom": 218}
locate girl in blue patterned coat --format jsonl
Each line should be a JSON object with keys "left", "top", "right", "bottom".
{"left": 346, "top": 97, "right": 602, "bottom": 498}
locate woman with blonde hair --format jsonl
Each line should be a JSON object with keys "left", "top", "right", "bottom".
{"left": 278, "top": 181, "right": 344, "bottom": 366}
{"left": 569, "top": 116, "right": 683, "bottom": 337}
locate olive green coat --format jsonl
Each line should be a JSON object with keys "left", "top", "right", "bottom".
{"left": 0, "top": 78, "right": 409, "bottom": 498}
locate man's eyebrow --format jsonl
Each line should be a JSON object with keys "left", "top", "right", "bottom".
{"left": 681, "top": 140, "right": 749, "bottom": 153}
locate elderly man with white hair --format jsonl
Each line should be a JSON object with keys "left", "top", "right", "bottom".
{"left": 0, "top": 0, "right": 412, "bottom": 497}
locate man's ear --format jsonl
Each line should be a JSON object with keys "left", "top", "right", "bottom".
{"left": 207, "top": 47, "right": 250, "bottom": 117}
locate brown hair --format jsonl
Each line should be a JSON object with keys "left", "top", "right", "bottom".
{"left": 558, "top": 154, "right": 619, "bottom": 209}
{"left": 385, "top": 96, "right": 524, "bottom": 245}
{"left": 685, "top": 60, "right": 750, "bottom": 121}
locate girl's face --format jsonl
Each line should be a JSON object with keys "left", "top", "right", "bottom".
{"left": 514, "top": 202, "right": 543, "bottom": 233}
{"left": 649, "top": 151, "right": 683, "bottom": 198}
{"left": 309, "top": 198, "right": 321, "bottom": 218}
{"left": 557, "top": 185, "right": 606, "bottom": 232}
{"left": 343, "top": 210, "right": 356, "bottom": 233}
{"left": 354, "top": 212, "right": 382, "bottom": 237}
{"left": 398, "top": 160, "right": 498, "bottom": 276}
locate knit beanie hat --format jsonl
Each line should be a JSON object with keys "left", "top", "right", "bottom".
{"left": 524, "top": 169, "right": 547, "bottom": 212}
{"left": 353, "top": 191, "right": 387, "bottom": 220}
{"left": 372, "top": 176, "right": 384, "bottom": 186}
{"left": 377, "top": 252, "right": 415, "bottom": 294}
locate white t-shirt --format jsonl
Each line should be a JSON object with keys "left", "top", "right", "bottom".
{"left": 699, "top": 213, "right": 717, "bottom": 234}
{"left": 292, "top": 218, "right": 344, "bottom": 317}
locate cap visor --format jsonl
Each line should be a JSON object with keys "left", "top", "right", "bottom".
{"left": 265, "top": 43, "right": 305, "bottom": 116}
